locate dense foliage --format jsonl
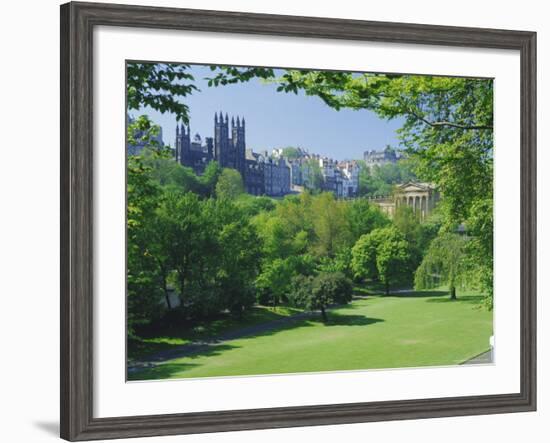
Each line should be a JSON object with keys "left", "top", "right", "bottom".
{"left": 126, "top": 63, "right": 495, "bottom": 338}
{"left": 127, "top": 63, "right": 198, "bottom": 123}
{"left": 204, "top": 67, "right": 494, "bottom": 306}
{"left": 127, "top": 129, "right": 437, "bottom": 330}
{"left": 415, "top": 232, "right": 468, "bottom": 300}
{"left": 357, "top": 159, "right": 417, "bottom": 197}
{"left": 127, "top": 152, "right": 261, "bottom": 332}
{"left": 289, "top": 272, "right": 353, "bottom": 322}
{"left": 351, "top": 226, "right": 414, "bottom": 294}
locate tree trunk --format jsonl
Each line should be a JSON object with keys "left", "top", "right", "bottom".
{"left": 159, "top": 263, "right": 172, "bottom": 309}
{"left": 162, "top": 273, "right": 171, "bottom": 309}
{"left": 320, "top": 306, "right": 328, "bottom": 323}
{"left": 164, "top": 293, "right": 172, "bottom": 310}
{"left": 450, "top": 285, "right": 457, "bottom": 300}
{"left": 178, "top": 271, "right": 185, "bottom": 307}
{"left": 385, "top": 281, "right": 390, "bottom": 296}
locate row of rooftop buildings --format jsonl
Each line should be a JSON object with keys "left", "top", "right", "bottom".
{"left": 173, "top": 113, "right": 372, "bottom": 198}
{"left": 128, "top": 113, "right": 401, "bottom": 199}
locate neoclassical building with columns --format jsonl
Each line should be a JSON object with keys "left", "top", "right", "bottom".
{"left": 394, "top": 182, "right": 439, "bottom": 220}
{"left": 373, "top": 182, "right": 440, "bottom": 220}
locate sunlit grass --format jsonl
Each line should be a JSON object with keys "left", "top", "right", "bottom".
{"left": 129, "top": 288, "right": 493, "bottom": 380}
{"left": 128, "top": 304, "right": 302, "bottom": 361}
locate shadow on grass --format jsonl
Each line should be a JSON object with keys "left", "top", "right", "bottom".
{"left": 334, "top": 301, "right": 364, "bottom": 311}
{"left": 143, "top": 306, "right": 297, "bottom": 339}
{"left": 353, "top": 285, "right": 451, "bottom": 299}
{"left": 129, "top": 312, "right": 385, "bottom": 380}
{"left": 388, "top": 290, "right": 449, "bottom": 298}
{"left": 353, "top": 285, "right": 385, "bottom": 296}
{"left": 128, "top": 338, "right": 178, "bottom": 362}
{"left": 130, "top": 316, "right": 318, "bottom": 367}
{"left": 128, "top": 343, "right": 239, "bottom": 380}
{"left": 129, "top": 308, "right": 385, "bottom": 372}
{"left": 129, "top": 305, "right": 304, "bottom": 361}
{"left": 321, "top": 314, "right": 384, "bottom": 327}
{"left": 426, "top": 294, "right": 486, "bottom": 305}
{"left": 129, "top": 362, "right": 202, "bottom": 381}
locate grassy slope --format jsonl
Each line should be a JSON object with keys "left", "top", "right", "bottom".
{"left": 128, "top": 305, "right": 302, "bottom": 361}
{"left": 129, "top": 290, "right": 493, "bottom": 380}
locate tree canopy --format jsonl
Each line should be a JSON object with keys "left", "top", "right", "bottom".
{"left": 289, "top": 271, "right": 353, "bottom": 322}
{"left": 126, "top": 62, "right": 494, "bottom": 313}
{"left": 215, "top": 168, "right": 245, "bottom": 200}
{"left": 351, "top": 226, "right": 413, "bottom": 294}
{"left": 127, "top": 63, "right": 198, "bottom": 122}
{"left": 414, "top": 232, "right": 468, "bottom": 300}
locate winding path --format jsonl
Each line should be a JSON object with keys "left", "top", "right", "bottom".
{"left": 461, "top": 349, "right": 493, "bottom": 365}
{"left": 128, "top": 309, "right": 319, "bottom": 373}
{"left": 127, "top": 289, "right": 442, "bottom": 374}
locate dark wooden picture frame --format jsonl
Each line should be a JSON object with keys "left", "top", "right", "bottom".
{"left": 60, "top": 1, "right": 536, "bottom": 441}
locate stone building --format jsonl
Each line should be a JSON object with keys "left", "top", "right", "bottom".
{"left": 338, "top": 160, "right": 360, "bottom": 198}
{"left": 283, "top": 154, "right": 361, "bottom": 198}
{"left": 214, "top": 113, "right": 246, "bottom": 176}
{"left": 372, "top": 197, "right": 397, "bottom": 217}
{"left": 289, "top": 160, "right": 304, "bottom": 187}
{"left": 175, "top": 112, "right": 291, "bottom": 197}
{"left": 373, "top": 182, "right": 439, "bottom": 220}
{"left": 174, "top": 125, "right": 213, "bottom": 174}
{"left": 263, "top": 156, "right": 291, "bottom": 196}
{"left": 364, "top": 145, "right": 398, "bottom": 169}
{"left": 318, "top": 157, "right": 337, "bottom": 195}
{"left": 245, "top": 150, "right": 265, "bottom": 196}
{"left": 175, "top": 112, "right": 245, "bottom": 176}
{"left": 394, "top": 182, "right": 439, "bottom": 220}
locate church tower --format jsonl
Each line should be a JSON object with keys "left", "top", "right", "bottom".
{"left": 214, "top": 112, "right": 231, "bottom": 168}
{"left": 175, "top": 124, "right": 180, "bottom": 162}
{"left": 232, "top": 116, "right": 246, "bottom": 177}
{"left": 175, "top": 123, "right": 191, "bottom": 166}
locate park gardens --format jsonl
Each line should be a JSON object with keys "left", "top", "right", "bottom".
{"left": 127, "top": 147, "right": 493, "bottom": 380}
{"left": 127, "top": 65, "right": 494, "bottom": 380}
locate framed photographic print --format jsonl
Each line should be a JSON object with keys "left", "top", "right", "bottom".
{"left": 60, "top": 1, "right": 536, "bottom": 441}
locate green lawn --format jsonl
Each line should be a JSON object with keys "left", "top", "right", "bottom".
{"left": 128, "top": 304, "right": 302, "bottom": 361}
{"left": 129, "top": 289, "right": 493, "bottom": 380}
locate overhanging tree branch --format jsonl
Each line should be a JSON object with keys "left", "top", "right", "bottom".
{"left": 406, "top": 106, "right": 492, "bottom": 130}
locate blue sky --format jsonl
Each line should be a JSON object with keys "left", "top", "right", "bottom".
{"left": 133, "top": 65, "right": 404, "bottom": 161}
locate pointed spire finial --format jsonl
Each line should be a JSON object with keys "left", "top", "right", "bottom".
{"left": 236, "top": 116, "right": 240, "bottom": 127}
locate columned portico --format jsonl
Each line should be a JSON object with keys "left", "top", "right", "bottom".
{"left": 393, "top": 182, "right": 439, "bottom": 221}
{"left": 372, "top": 182, "right": 439, "bottom": 220}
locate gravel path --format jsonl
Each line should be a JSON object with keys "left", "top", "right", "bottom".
{"left": 461, "top": 349, "right": 493, "bottom": 365}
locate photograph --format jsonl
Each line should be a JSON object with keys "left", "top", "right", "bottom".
{"left": 126, "top": 62, "right": 495, "bottom": 381}
{"left": 0, "top": 0, "right": 543, "bottom": 441}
